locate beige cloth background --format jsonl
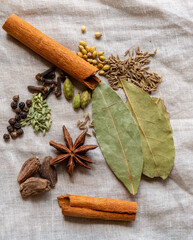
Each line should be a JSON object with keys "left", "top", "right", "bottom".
{"left": 0, "top": 0, "right": 193, "bottom": 239}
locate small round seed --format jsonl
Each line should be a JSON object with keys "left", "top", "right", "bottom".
{"left": 92, "top": 51, "right": 97, "bottom": 58}
{"left": 77, "top": 52, "right": 83, "bottom": 57}
{"left": 98, "top": 51, "right": 104, "bottom": 56}
{"left": 3, "top": 133, "right": 10, "bottom": 141}
{"left": 89, "top": 46, "right": 95, "bottom": 53}
{"left": 85, "top": 46, "right": 90, "bottom": 52}
{"left": 87, "top": 59, "right": 93, "bottom": 64}
{"left": 98, "top": 63, "right": 103, "bottom": 69}
{"left": 79, "top": 40, "right": 87, "bottom": 46}
{"left": 82, "top": 49, "right": 87, "bottom": 55}
{"left": 95, "top": 32, "right": 102, "bottom": 38}
{"left": 12, "top": 95, "right": 19, "bottom": 102}
{"left": 93, "top": 59, "right": 97, "bottom": 65}
{"left": 79, "top": 45, "right": 84, "bottom": 51}
{"left": 98, "top": 70, "right": 105, "bottom": 75}
{"left": 83, "top": 55, "right": 88, "bottom": 60}
{"left": 99, "top": 56, "right": 106, "bottom": 61}
{"left": 103, "top": 64, "right": 110, "bottom": 71}
{"left": 10, "top": 131, "right": 17, "bottom": 139}
{"left": 81, "top": 26, "right": 86, "bottom": 33}
{"left": 87, "top": 52, "right": 92, "bottom": 58}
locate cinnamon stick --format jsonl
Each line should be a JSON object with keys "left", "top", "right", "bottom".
{"left": 2, "top": 14, "right": 100, "bottom": 90}
{"left": 57, "top": 194, "right": 137, "bottom": 221}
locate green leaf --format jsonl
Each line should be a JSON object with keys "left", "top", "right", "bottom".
{"left": 121, "top": 80, "right": 175, "bottom": 179}
{"left": 92, "top": 82, "right": 143, "bottom": 195}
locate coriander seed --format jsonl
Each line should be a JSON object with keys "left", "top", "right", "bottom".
{"left": 95, "top": 32, "right": 102, "bottom": 38}
{"left": 89, "top": 46, "right": 95, "bottom": 53}
{"left": 82, "top": 49, "right": 87, "bottom": 55}
{"left": 85, "top": 46, "right": 90, "bottom": 52}
{"left": 81, "top": 26, "right": 86, "bottom": 33}
{"left": 77, "top": 52, "right": 83, "bottom": 58}
{"left": 98, "top": 51, "right": 104, "bottom": 56}
{"left": 79, "top": 40, "right": 87, "bottom": 46}
{"left": 98, "top": 70, "right": 105, "bottom": 75}
{"left": 79, "top": 45, "right": 84, "bottom": 51}
{"left": 103, "top": 64, "right": 110, "bottom": 71}
{"left": 92, "top": 51, "right": 97, "bottom": 58}
{"left": 98, "top": 63, "right": 103, "bottom": 69}
{"left": 99, "top": 56, "right": 106, "bottom": 61}
{"left": 83, "top": 55, "right": 87, "bottom": 60}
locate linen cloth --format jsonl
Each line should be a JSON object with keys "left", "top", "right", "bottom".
{"left": 0, "top": 0, "right": 193, "bottom": 239}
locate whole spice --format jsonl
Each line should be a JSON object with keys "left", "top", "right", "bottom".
{"left": 81, "top": 26, "right": 86, "bottom": 33}
{"left": 39, "top": 156, "right": 57, "bottom": 187}
{"left": 17, "top": 156, "right": 41, "bottom": 183}
{"left": 49, "top": 125, "right": 98, "bottom": 177}
{"left": 3, "top": 15, "right": 100, "bottom": 90}
{"left": 8, "top": 118, "right": 16, "bottom": 125}
{"left": 63, "top": 77, "right": 74, "bottom": 100}
{"left": 15, "top": 108, "right": 21, "bottom": 114}
{"left": 19, "top": 102, "right": 25, "bottom": 110}
{"left": 80, "top": 90, "right": 91, "bottom": 109}
{"left": 16, "top": 128, "right": 24, "bottom": 136}
{"left": 79, "top": 40, "right": 87, "bottom": 46}
{"left": 23, "top": 107, "right": 29, "bottom": 112}
{"left": 12, "top": 95, "right": 19, "bottom": 102}
{"left": 103, "top": 48, "right": 161, "bottom": 93}
{"left": 14, "top": 122, "right": 21, "bottom": 129}
{"left": 20, "top": 93, "right": 52, "bottom": 136}
{"left": 43, "top": 84, "right": 55, "bottom": 100}
{"left": 11, "top": 101, "right": 17, "bottom": 109}
{"left": 20, "top": 111, "right": 27, "bottom": 119}
{"left": 15, "top": 114, "right": 21, "bottom": 121}
{"left": 57, "top": 194, "right": 137, "bottom": 221}
{"left": 35, "top": 66, "right": 56, "bottom": 81}
{"left": 26, "top": 99, "right": 32, "bottom": 107}
{"left": 92, "top": 82, "right": 143, "bottom": 195}
{"left": 95, "top": 32, "right": 102, "bottom": 38}
{"left": 7, "top": 125, "right": 14, "bottom": 133}
{"left": 55, "top": 77, "right": 62, "bottom": 97}
{"left": 20, "top": 177, "right": 51, "bottom": 198}
{"left": 121, "top": 80, "right": 175, "bottom": 179}
{"left": 73, "top": 93, "right": 81, "bottom": 109}
{"left": 3, "top": 133, "right": 10, "bottom": 141}
{"left": 10, "top": 131, "right": 17, "bottom": 139}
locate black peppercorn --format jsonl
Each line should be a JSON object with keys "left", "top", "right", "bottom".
{"left": 20, "top": 112, "right": 27, "bottom": 119}
{"left": 12, "top": 95, "right": 19, "bottom": 102}
{"left": 16, "top": 129, "right": 24, "bottom": 136}
{"left": 3, "top": 133, "right": 10, "bottom": 141}
{"left": 7, "top": 125, "right": 14, "bottom": 133}
{"left": 26, "top": 99, "right": 32, "bottom": 107}
{"left": 19, "top": 102, "right": 25, "bottom": 110}
{"left": 11, "top": 101, "right": 17, "bottom": 109}
{"left": 14, "top": 122, "right": 21, "bottom": 129}
{"left": 15, "top": 114, "right": 21, "bottom": 122}
{"left": 23, "top": 106, "right": 29, "bottom": 112}
{"left": 10, "top": 131, "right": 17, "bottom": 139}
{"left": 15, "top": 108, "right": 21, "bottom": 114}
{"left": 8, "top": 118, "right": 16, "bottom": 125}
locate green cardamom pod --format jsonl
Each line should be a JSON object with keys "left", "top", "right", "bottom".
{"left": 80, "top": 90, "right": 91, "bottom": 109}
{"left": 63, "top": 77, "right": 74, "bottom": 100}
{"left": 73, "top": 93, "right": 81, "bottom": 109}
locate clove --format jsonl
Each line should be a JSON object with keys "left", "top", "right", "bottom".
{"left": 36, "top": 66, "right": 56, "bottom": 81}
{"left": 43, "top": 84, "right": 55, "bottom": 100}
{"left": 42, "top": 79, "right": 57, "bottom": 86}
{"left": 55, "top": 77, "right": 62, "bottom": 97}
{"left": 28, "top": 86, "right": 45, "bottom": 94}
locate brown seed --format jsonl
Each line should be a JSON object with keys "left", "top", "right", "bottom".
{"left": 39, "top": 156, "right": 57, "bottom": 187}
{"left": 20, "top": 177, "right": 51, "bottom": 198}
{"left": 10, "top": 131, "right": 17, "bottom": 139}
{"left": 17, "top": 156, "right": 41, "bottom": 183}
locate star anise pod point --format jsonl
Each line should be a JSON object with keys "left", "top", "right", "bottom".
{"left": 49, "top": 125, "right": 98, "bottom": 177}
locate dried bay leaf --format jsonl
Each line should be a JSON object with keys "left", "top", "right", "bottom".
{"left": 121, "top": 80, "right": 175, "bottom": 179}
{"left": 92, "top": 82, "right": 143, "bottom": 195}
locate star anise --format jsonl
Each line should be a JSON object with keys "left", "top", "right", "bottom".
{"left": 49, "top": 125, "right": 98, "bottom": 177}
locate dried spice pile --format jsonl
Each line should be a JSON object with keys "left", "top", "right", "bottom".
{"left": 101, "top": 47, "right": 162, "bottom": 93}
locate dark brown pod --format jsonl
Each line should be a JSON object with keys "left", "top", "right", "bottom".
{"left": 17, "top": 156, "right": 41, "bottom": 183}
{"left": 39, "top": 156, "right": 57, "bottom": 187}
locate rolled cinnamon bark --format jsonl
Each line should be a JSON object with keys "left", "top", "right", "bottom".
{"left": 2, "top": 14, "right": 100, "bottom": 90}
{"left": 57, "top": 194, "right": 137, "bottom": 221}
